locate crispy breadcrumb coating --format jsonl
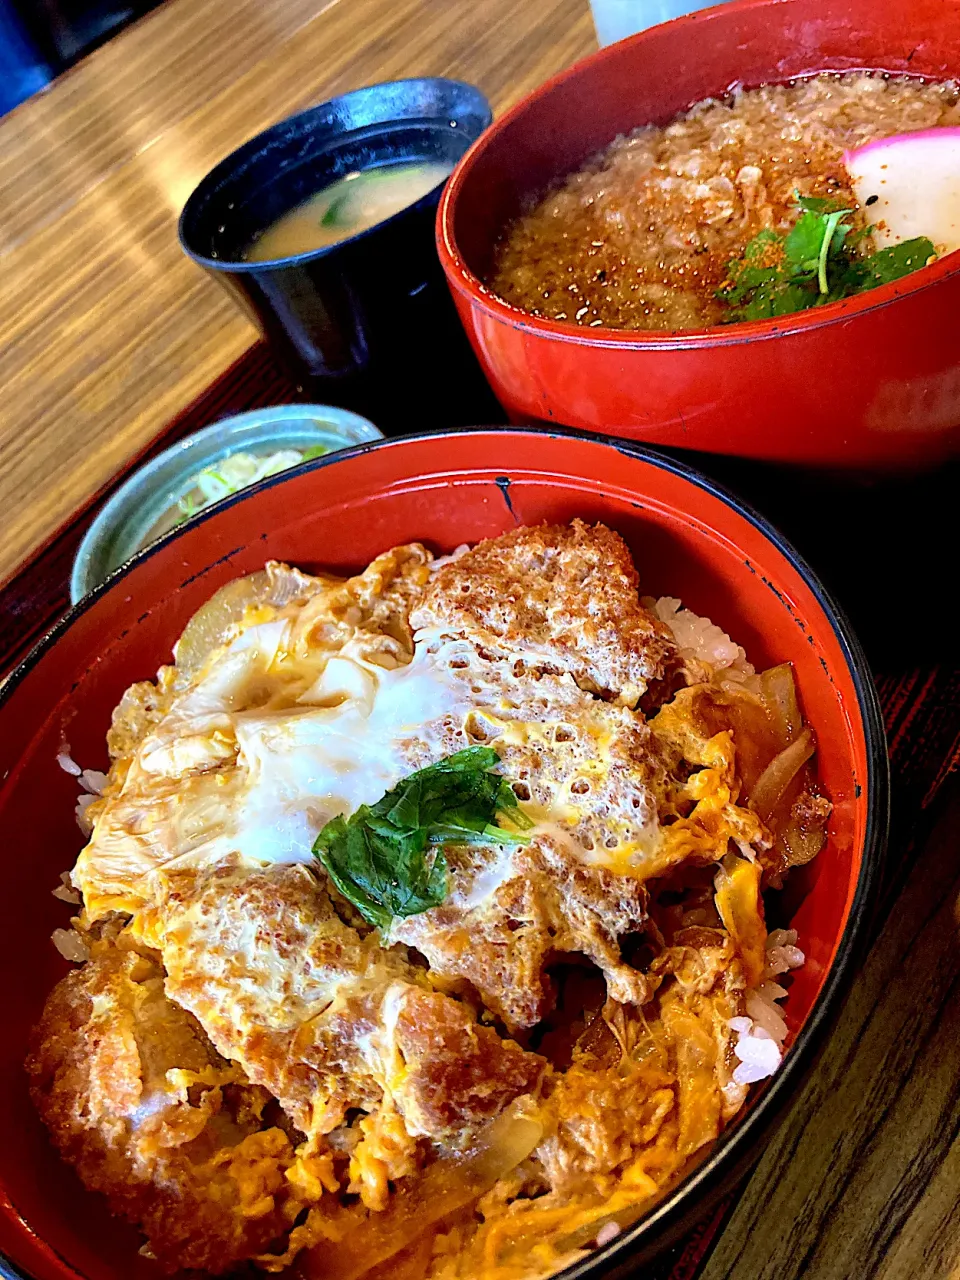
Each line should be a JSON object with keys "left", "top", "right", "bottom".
{"left": 26, "top": 943, "right": 306, "bottom": 1274}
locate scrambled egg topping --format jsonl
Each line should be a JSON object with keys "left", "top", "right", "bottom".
{"left": 27, "top": 521, "right": 825, "bottom": 1280}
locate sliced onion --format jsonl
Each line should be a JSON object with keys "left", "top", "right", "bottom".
{"left": 748, "top": 728, "right": 815, "bottom": 822}
{"left": 464, "top": 1105, "right": 543, "bottom": 1184}
{"left": 759, "top": 663, "right": 802, "bottom": 748}
{"left": 174, "top": 563, "right": 326, "bottom": 678}
{"left": 297, "top": 1104, "right": 543, "bottom": 1280}
{"left": 682, "top": 683, "right": 778, "bottom": 796}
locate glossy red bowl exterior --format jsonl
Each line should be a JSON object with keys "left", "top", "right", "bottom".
{"left": 437, "top": 0, "right": 960, "bottom": 468}
{"left": 0, "top": 430, "right": 886, "bottom": 1280}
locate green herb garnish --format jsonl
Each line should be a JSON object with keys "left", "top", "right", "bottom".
{"left": 831, "top": 238, "right": 938, "bottom": 293}
{"left": 718, "top": 194, "right": 935, "bottom": 323}
{"left": 312, "top": 747, "right": 532, "bottom": 929}
{"left": 321, "top": 193, "right": 352, "bottom": 228}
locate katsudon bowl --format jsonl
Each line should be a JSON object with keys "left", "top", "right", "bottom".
{"left": 0, "top": 429, "right": 886, "bottom": 1280}
{"left": 436, "top": 0, "right": 960, "bottom": 468}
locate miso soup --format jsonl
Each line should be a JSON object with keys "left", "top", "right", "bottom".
{"left": 245, "top": 160, "right": 454, "bottom": 261}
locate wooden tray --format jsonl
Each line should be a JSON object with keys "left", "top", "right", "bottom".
{"left": 2, "top": 342, "right": 958, "bottom": 1280}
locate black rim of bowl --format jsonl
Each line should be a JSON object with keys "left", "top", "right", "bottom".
{"left": 0, "top": 425, "right": 888, "bottom": 1280}
{"left": 179, "top": 76, "right": 492, "bottom": 273}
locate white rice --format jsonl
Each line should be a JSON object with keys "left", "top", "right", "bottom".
{"left": 78, "top": 768, "right": 107, "bottom": 795}
{"left": 430, "top": 544, "right": 471, "bottom": 571}
{"left": 56, "top": 748, "right": 82, "bottom": 777}
{"left": 51, "top": 927, "right": 90, "bottom": 963}
{"left": 56, "top": 747, "right": 107, "bottom": 796}
{"left": 53, "top": 748, "right": 93, "bottom": 954}
{"left": 52, "top": 870, "right": 81, "bottom": 905}
{"left": 58, "top": 747, "right": 107, "bottom": 834}
{"left": 729, "top": 929, "right": 804, "bottom": 1085}
{"left": 594, "top": 1222, "right": 622, "bottom": 1247}
{"left": 651, "top": 596, "right": 753, "bottom": 673}
{"left": 75, "top": 793, "right": 99, "bottom": 835}
{"left": 764, "top": 928, "right": 806, "bottom": 973}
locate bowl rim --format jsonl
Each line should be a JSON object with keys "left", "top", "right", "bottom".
{"left": 0, "top": 426, "right": 888, "bottom": 1280}
{"left": 69, "top": 405, "right": 383, "bottom": 606}
{"left": 179, "top": 76, "right": 492, "bottom": 274}
{"left": 436, "top": 0, "right": 960, "bottom": 350}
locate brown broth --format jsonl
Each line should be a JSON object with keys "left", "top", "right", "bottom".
{"left": 489, "top": 73, "right": 960, "bottom": 332}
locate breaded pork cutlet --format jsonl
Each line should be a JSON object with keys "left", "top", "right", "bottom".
{"left": 26, "top": 943, "right": 305, "bottom": 1274}
{"left": 412, "top": 520, "right": 680, "bottom": 706}
{"left": 28, "top": 519, "right": 792, "bottom": 1278}
{"left": 150, "top": 861, "right": 547, "bottom": 1143}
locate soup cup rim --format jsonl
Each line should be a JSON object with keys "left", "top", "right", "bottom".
{"left": 179, "top": 76, "right": 492, "bottom": 273}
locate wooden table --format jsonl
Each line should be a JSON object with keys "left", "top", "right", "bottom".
{"left": 2, "top": 3, "right": 960, "bottom": 1279}
{"left": 0, "top": 0, "right": 595, "bottom": 589}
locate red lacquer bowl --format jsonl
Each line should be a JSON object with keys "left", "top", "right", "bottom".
{"left": 0, "top": 431, "right": 886, "bottom": 1280}
{"left": 436, "top": 0, "right": 960, "bottom": 469}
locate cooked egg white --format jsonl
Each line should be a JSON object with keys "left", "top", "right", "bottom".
{"left": 75, "top": 607, "right": 667, "bottom": 922}
{"left": 75, "top": 620, "right": 473, "bottom": 913}
{"left": 226, "top": 636, "right": 470, "bottom": 866}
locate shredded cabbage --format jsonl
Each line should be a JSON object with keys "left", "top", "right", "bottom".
{"left": 178, "top": 447, "right": 326, "bottom": 520}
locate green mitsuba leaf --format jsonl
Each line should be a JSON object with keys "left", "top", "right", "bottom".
{"left": 312, "top": 747, "right": 531, "bottom": 929}
{"left": 783, "top": 210, "right": 837, "bottom": 274}
{"left": 842, "top": 237, "right": 936, "bottom": 288}
{"left": 718, "top": 193, "right": 936, "bottom": 324}
{"left": 794, "top": 194, "right": 846, "bottom": 215}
